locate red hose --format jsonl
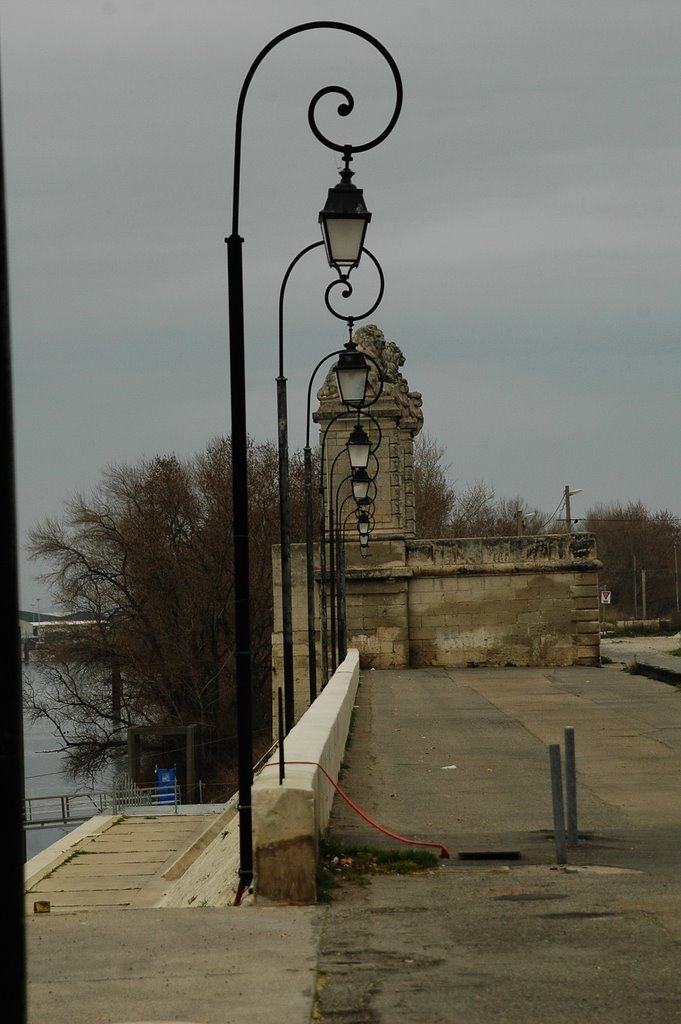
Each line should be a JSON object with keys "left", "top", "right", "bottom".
{"left": 267, "top": 759, "right": 450, "bottom": 859}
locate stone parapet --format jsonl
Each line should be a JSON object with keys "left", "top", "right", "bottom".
{"left": 407, "top": 533, "right": 599, "bottom": 571}
{"left": 272, "top": 532, "right": 601, "bottom": 728}
{"left": 405, "top": 535, "right": 601, "bottom": 669}
{"left": 252, "top": 650, "right": 360, "bottom": 905}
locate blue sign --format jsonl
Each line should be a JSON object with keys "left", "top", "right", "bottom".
{"left": 155, "top": 767, "right": 177, "bottom": 805}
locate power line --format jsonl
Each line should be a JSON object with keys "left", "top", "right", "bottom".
{"left": 574, "top": 517, "right": 681, "bottom": 525}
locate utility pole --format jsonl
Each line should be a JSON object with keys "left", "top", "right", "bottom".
{"left": 675, "top": 545, "right": 679, "bottom": 614}
{"left": 633, "top": 555, "right": 638, "bottom": 619}
{"left": 564, "top": 485, "right": 582, "bottom": 533}
{"left": 641, "top": 567, "right": 647, "bottom": 621}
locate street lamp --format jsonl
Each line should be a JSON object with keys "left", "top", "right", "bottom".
{"left": 301, "top": 248, "right": 386, "bottom": 693}
{"left": 277, "top": 242, "right": 324, "bottom": 738}
{"left": 328, "top": 448, "right": 379, "bottom": 670}
{"left": 319, "top": 151, "right": 372, "bottom": 272}
{"left": 351, "top": 466, "right": 372, "bottom": 503}
{"left": 277, "top": 239, "right": 359, "bottom": 737}
{"left": 335, "top": 341, "right": 371, "bottom": 408}
{"left": 516, "top": 510, "right": 536, "bottom": 536}
{"left": 357, "top": 509, "right": 371, "bottom": 538}
{"left": 226, "top": 22, "right": 401, "bottom": 901}
{"left": 346, "top": 422, "right": 372, "bottom": 469}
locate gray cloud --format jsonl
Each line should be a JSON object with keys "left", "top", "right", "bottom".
{"left": 4, "top": 0, "right": 680, "bottom": 609}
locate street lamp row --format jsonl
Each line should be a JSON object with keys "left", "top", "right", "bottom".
{"left": 227, "top": 21, "right": 401, "bottom": 900}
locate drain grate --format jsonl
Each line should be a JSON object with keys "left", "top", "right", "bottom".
{"left": 458, "top": 850, "right": 522, "bottom": 861}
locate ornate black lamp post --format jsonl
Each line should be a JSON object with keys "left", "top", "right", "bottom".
{"left": 226, "top": 21, "right": 401, "bottom": 901}
{"left": 277, "top": 241, "right": 324, "bottom": 737}
{"left": 320, "top": 410, "right": 382, "bottom": 675}
{"left": 334, "top": 473, "right": 378, "bottom": 663}
{"left": 277, "top": 243, "right": 382, "bottom": 734}
{"left": 304, "top": 323, "right": 385, "bottom": 690}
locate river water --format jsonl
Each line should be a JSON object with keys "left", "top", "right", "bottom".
{"left": 23, "top": 664, "right": 111, "bottom": 860}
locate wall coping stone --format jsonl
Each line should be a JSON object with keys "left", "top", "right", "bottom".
{"left": 408, "top": 561, "right": 602, "bottom": 577}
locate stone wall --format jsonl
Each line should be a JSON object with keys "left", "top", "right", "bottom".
{"left": 404, "top": 535, "right": 600, "bottom": 668}
{"left": 272, "top": 532, "right": 601, "bottom": 724}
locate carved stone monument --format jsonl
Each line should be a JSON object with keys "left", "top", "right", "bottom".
{"left": 314, "top": 324, "right": 423, "bottom": 539}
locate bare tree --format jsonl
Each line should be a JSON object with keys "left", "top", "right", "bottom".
{"left": 25, "top": 437, "right": 293, "bottom": 790}
{"left": 412, "top": 438, "right": 545, "bottom": 538}
{"left": 413, "top": 434, "right": 457, "bottom": 538}
{"left": 584, "top": 501, "right": 681, "bottom": 620}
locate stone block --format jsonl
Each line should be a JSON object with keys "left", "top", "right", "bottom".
{"left": 572, "top": 608, "right": 601, "bottom": 622}
{"left": 574, "top": 620, "right": 600, "bottom": 634}
{"left": 254, "top": 787, "right": 316, "bottom": 904}
{"left": 575, "top": 634, "right": 600, "bottom": 648}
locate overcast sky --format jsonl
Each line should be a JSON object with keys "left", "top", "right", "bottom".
{"left": 3, "top": 0, "right": 680, "bottom": 612}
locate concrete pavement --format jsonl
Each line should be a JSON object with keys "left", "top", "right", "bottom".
{"left": 316, "top": 662, "right": 681, "bottom": 1023}
{"left": 24, "top": 806, "right": 325, "bottom": 1024}
{"left": 25, "top": 657, "right": 681, "bottom": 1023}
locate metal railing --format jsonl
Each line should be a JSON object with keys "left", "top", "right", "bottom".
{"left": 24, "top": 791, "right": 115, "bottom": 829}
{"left": 111, "top": 777, "right": 181, "bottom": 814}
{"left": 24, "top": 778, "right": 181, "bottom": 829}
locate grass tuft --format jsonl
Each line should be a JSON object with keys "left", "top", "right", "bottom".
{"left": 317, "top": 836, "right": 439, "bottom": 901}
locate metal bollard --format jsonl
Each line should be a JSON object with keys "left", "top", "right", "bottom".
{"left": 278, "top": 688, "right": 285, "bottom": 785}
{"left": 564, "top": 726, "right": 578, "bottom": 845}
{"left": 549, "top": 744, "right": 567, "bottom": 865}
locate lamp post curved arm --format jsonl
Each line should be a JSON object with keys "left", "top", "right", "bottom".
{"left": 278, "top": 241, "right": 324, "bottom": 378}
{"left": 226, "top": 21, "right": 401, "bottom": 902}
{"left": 323, "top": 248, "right": 385, "bottom": 324}
{"left": 231, "top": 21, "right": 403, "bottom": 236}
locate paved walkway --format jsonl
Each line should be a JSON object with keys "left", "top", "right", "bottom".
{"left": 316, "top": 663, "right": 681, "bottom": 1024}
{"left": 24, "top": 659, "right": 681, "bottom": 1024}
